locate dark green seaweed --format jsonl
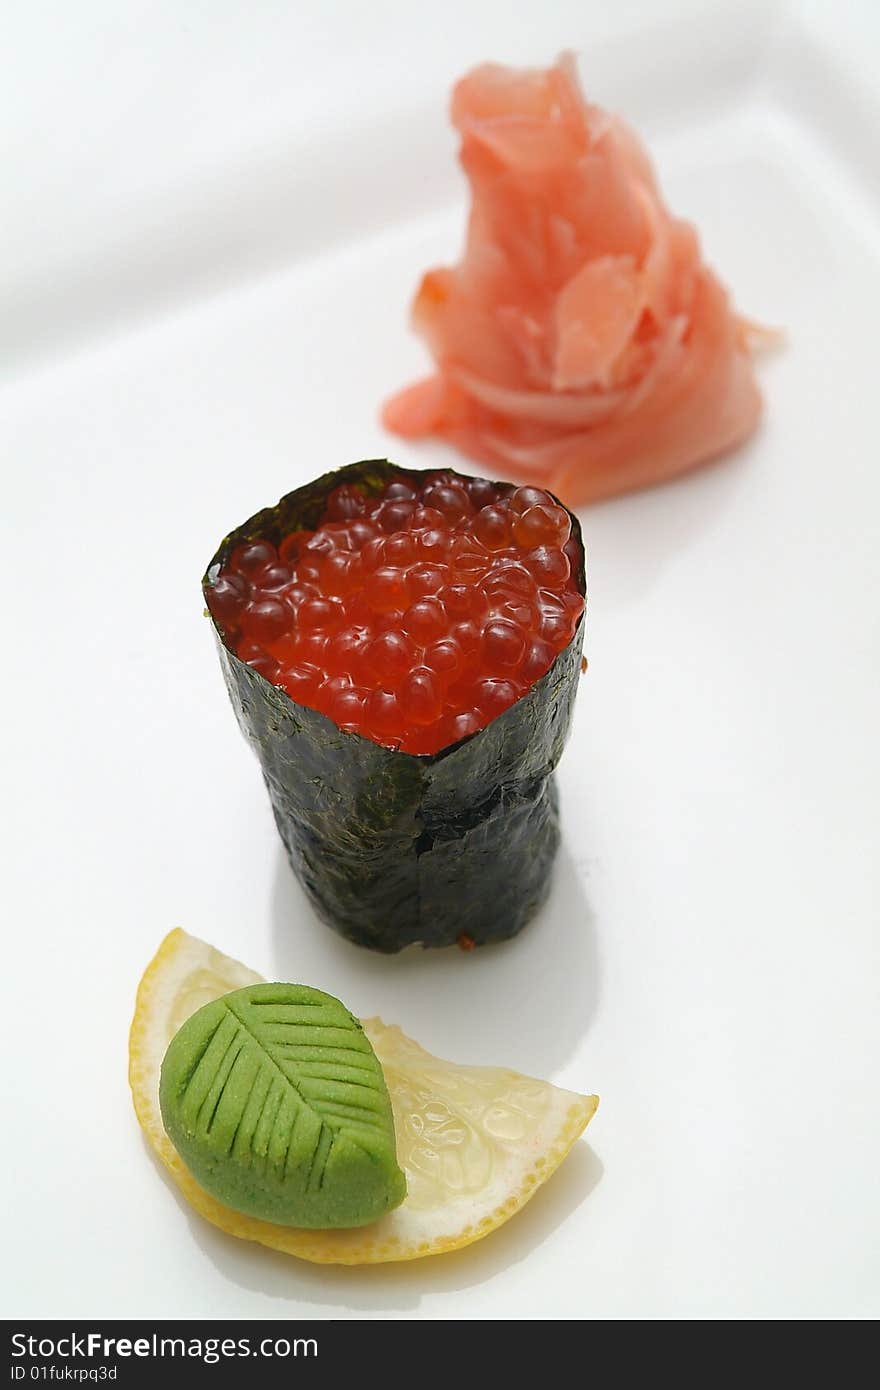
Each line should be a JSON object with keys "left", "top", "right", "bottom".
{"left": 203, "top": 461, "right": 586, "bottom": 952}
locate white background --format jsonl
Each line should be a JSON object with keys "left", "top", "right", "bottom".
{"left": 2, "top": 0, "right": 879, "bottom": 1319}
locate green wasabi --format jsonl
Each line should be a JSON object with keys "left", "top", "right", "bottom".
{"left": 159, "top": 983, "right": 406, "bottom": 1228}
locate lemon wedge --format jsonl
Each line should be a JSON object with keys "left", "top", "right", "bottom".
{"left": 129, "top": 928, "right": 598, "bottom": 1264}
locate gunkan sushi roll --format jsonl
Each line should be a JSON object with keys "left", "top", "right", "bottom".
{"left": 204, "top": 460, "right": 585, "bottom": 952}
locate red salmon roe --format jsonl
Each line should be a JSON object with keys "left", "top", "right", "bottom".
{"left": 208, "top": 472, "right": 584, "bottom": 754}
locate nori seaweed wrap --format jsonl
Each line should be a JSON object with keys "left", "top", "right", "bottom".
{"left": 203, "top": 461, "right": 585, "bottom": 952}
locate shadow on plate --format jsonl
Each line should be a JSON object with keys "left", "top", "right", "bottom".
{"left": 269, "top": 838, "right": 600, "bottom": 1077}
{"left": 165, "top": 1138, "right": 603, "bottom": 1313}
{"left": 584, "top": 432, "right": 757, "bottom": 615}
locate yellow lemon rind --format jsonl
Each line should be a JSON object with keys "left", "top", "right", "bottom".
{"left": 129, "top": 928, "right": 598, "bottom": 1266}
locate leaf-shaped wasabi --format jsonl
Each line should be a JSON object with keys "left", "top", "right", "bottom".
{"left": 159, "top": 983, "right": 406, "bottom": 1228}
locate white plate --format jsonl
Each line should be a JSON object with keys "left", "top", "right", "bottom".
{"left": 2, "top": 0, "right": 878, "bottom": 1320}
